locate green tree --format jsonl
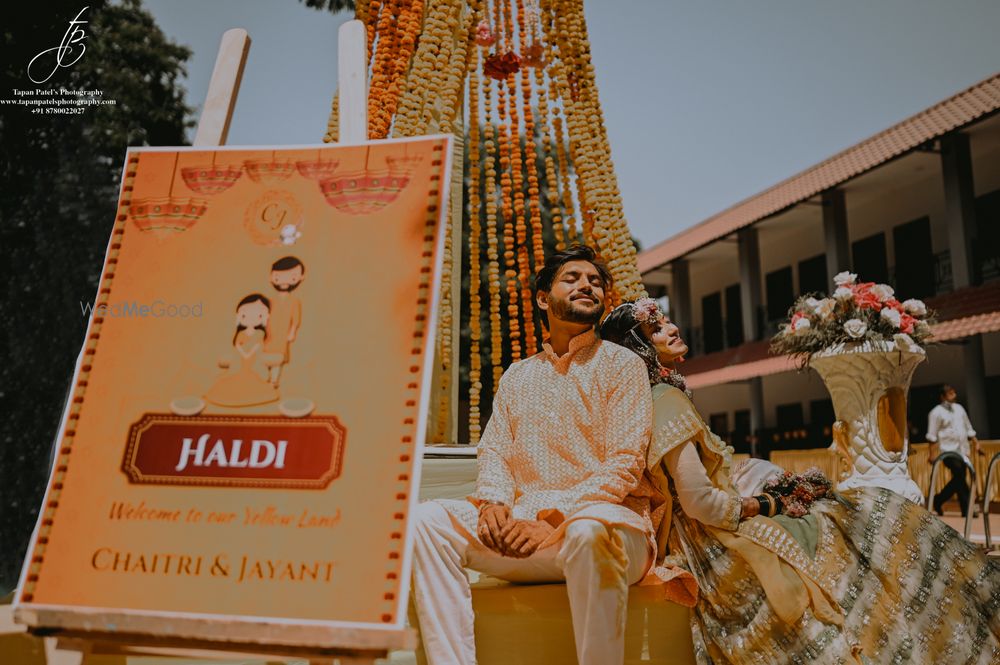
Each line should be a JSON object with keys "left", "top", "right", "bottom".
{"left": 0, "top": 0, "right": 193, "bottom": 591}
{"left": 297, "top": 0, "right": 356, "bottom": 14}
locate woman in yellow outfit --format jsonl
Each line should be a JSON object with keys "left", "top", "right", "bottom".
{"left": 600, "top": 299, "right": 1000, "bottom": 665}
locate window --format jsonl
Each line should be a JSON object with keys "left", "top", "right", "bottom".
{"left": 776, "top": 403, "right": 804, "bottom": 430}
{"left": 893, "top": 217, "right": 933, "bottom": 298}
{"left": 798, "top": 254, "right": 827, "bottom": 296}
{"left": 765, "top": 266, "right": 794, "bottom": 322}
{"left": 975, "top": 189, "right": 1000, "bottom": 282}
{"left": 852, "top": 232, "right": 888, "bottom": 284}
{"left": 702, "top": 292, "right": 724, "bottom": 354}
{"left": 725, "top": 283, "right": 743, "bottom": 347}
{"left": 809, "top": 399, "right": 835, "bottom": 427}
{"left": 709, "top": 413, "right": 729, "bottom": 439}
{"left": 733, "top": 409, "right": 752, "bottom": 454}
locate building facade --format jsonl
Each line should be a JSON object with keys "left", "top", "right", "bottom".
{"left": 639, "top": 73, "right": 1000, "bottom": 457}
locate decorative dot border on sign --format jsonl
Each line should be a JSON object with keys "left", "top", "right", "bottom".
{"left": 381, "top": 139, "right": 446, "bottom": 623}
{"left": 19, "top": 154, "right": 141, "bottom": 603}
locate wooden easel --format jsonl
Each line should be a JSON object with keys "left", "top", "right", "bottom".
{"left": 15, "top": 20, "right": 415, "bottom": 665}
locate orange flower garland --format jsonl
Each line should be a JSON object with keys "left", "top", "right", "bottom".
{"left": 497, "top": 70, "right": 521, "bottom": 362}
{"left": 467, "top": 22, "right": 484, "bottom": 441}
{"left": 483, "top": 71, "right": 504, "bottom": 391}
{"left": 349, "top": 0, "right": 654, "bottom": 439}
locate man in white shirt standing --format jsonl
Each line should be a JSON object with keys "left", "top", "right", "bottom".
{"left": 926, "top": 384, "right": 980, "bottom": 516}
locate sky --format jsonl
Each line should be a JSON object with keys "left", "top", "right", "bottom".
{"left": 143, "top": 0, "right": 1000, "bottom": 250}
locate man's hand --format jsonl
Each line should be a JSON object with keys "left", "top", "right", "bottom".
{"left": 499, "top": 519, "right": 555, "bottom": 558}
{"left": 477, "top": 503, "right": 511, "bottom": 553}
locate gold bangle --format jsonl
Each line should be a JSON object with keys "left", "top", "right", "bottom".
{"left": 763, "top": 493, "right": 780, "bottom": 517}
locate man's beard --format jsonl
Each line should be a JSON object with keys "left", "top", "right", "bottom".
{"left": 549, "top": 295, "right": 604, "bottom": 325}
{"left": 272, "top": 282, "right": 300, "bottom": 292}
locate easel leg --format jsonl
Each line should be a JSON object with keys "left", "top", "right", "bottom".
{"left": 44, "top": 638, "right": 84, "bottom": 665}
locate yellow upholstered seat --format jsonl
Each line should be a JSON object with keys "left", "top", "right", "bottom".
{"left": 411, "top": 574, "right": 697, "bottom": 665}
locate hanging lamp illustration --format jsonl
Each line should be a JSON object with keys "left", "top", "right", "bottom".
{"left": 385, "top": 143, "right": 423, "bottom": 176}
{"left": 319, "top": 146, "right": 413, "bottom": 215}
{"left": 296, "top": 148, "right": 340, "bottom": 181}
{"left": 244, "top": 149, "right": 295, "bottom": 184}
{"left": 129, "top": 154, "right": 208, "bottom": 235}
{"left": 181, "top": 151, "right": 243, "bottom": 195}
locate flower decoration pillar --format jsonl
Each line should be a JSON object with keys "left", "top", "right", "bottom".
{"left": 809, "top": 341, "right": 925, "bottom": 503}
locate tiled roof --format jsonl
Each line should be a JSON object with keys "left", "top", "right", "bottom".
{"left": 687, "top": 354, "right": 798, "bottom": 390}
{"left": 930, "top": 312, "right": 1000, "bottom": 342}
{"left": 638, "top": 72, "right": 1000, "bottom": 274}
{"left": 682, "top": 281, "right": 1000, "bottom": 389}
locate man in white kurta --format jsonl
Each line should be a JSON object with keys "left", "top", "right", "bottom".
{"left": 927, "top": 384, "right": 979, "bottom": 515}
{"left": 411, "top": 247, "right": 655, "bottom": 665}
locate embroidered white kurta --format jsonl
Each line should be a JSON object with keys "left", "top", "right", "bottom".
{"left": 444, "top": 329, "right": 655, "bottom": 546}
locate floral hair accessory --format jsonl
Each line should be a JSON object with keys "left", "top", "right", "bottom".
{"left": 632, "top": 297, "right": 662, "bottom": 325}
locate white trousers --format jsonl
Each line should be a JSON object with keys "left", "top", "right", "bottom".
{"left": 411, "top": 500, "right": 650, "bottom": 665}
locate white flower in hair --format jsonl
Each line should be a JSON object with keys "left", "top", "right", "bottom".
{"left": 792, "top": 317, "right": 811, "bottom": 334}
{"left": 843, "top": 318, "right": 866, "bottom": 339}
{"left": 902, "top": 299, "right": 927, "bottom": 317}
{"left": 880, "top": 307, "right": 902, "bottom": 328}
{"left": 834, "top": 286, "right": 853, "bottom": 301}
{"left": 833, "top": 271, "right": 857, "bottom": 287}
{"left": 870, "top": 284, "right": 894, "bottom": 302}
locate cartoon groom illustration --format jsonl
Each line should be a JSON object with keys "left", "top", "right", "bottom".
{"left": 265, "top": 256, "right": 305, "bottom": 386}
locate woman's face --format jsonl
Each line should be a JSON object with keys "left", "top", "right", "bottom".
{"left": 641, "top": 314, "right": 688, "bottom": 363}
{"left": 236, "top": 300, "right": 269, "bottom": 329}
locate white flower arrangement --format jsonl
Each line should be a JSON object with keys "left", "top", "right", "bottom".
{"left": 772, "top": 274, "right": 935, "bottom": 358}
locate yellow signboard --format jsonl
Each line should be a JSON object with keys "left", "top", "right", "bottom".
{"left": 16, "top": 136, "right": 451, "bottom": 637}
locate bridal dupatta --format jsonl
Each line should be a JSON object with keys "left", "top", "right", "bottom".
{"left": 645, "top": 383, "right": 1000, "bottom": 664}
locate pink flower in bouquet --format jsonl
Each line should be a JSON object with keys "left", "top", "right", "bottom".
{"left": 852, "top": 284, "right": 882, "bottom": 311}
{"left": 899, "top": 312, "right": 916, "bottom": 334}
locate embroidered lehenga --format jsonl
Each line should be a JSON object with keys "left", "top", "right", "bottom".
{"left": 649, "top": 382, "right": 1000, "bottom": 664}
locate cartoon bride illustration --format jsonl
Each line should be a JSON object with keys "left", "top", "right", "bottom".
{"left": 170, "top": 289, "right": 315, "bottom": 418}
{"left": 203, "top": 293, "right": 282, "bottom": 407}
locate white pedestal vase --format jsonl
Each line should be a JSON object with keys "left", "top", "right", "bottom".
{"left": 809, "top": 340, "right": 925, "bottom": 503}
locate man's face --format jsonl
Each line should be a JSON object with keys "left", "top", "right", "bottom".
{"left": 271, "top": 266, "right": 304, "bottom": 292}
{"left": 540, "top": 260, "right": 606, "bottom": 325}
{"left": 944, "top": 388, "right": 957, "bottom": 403}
